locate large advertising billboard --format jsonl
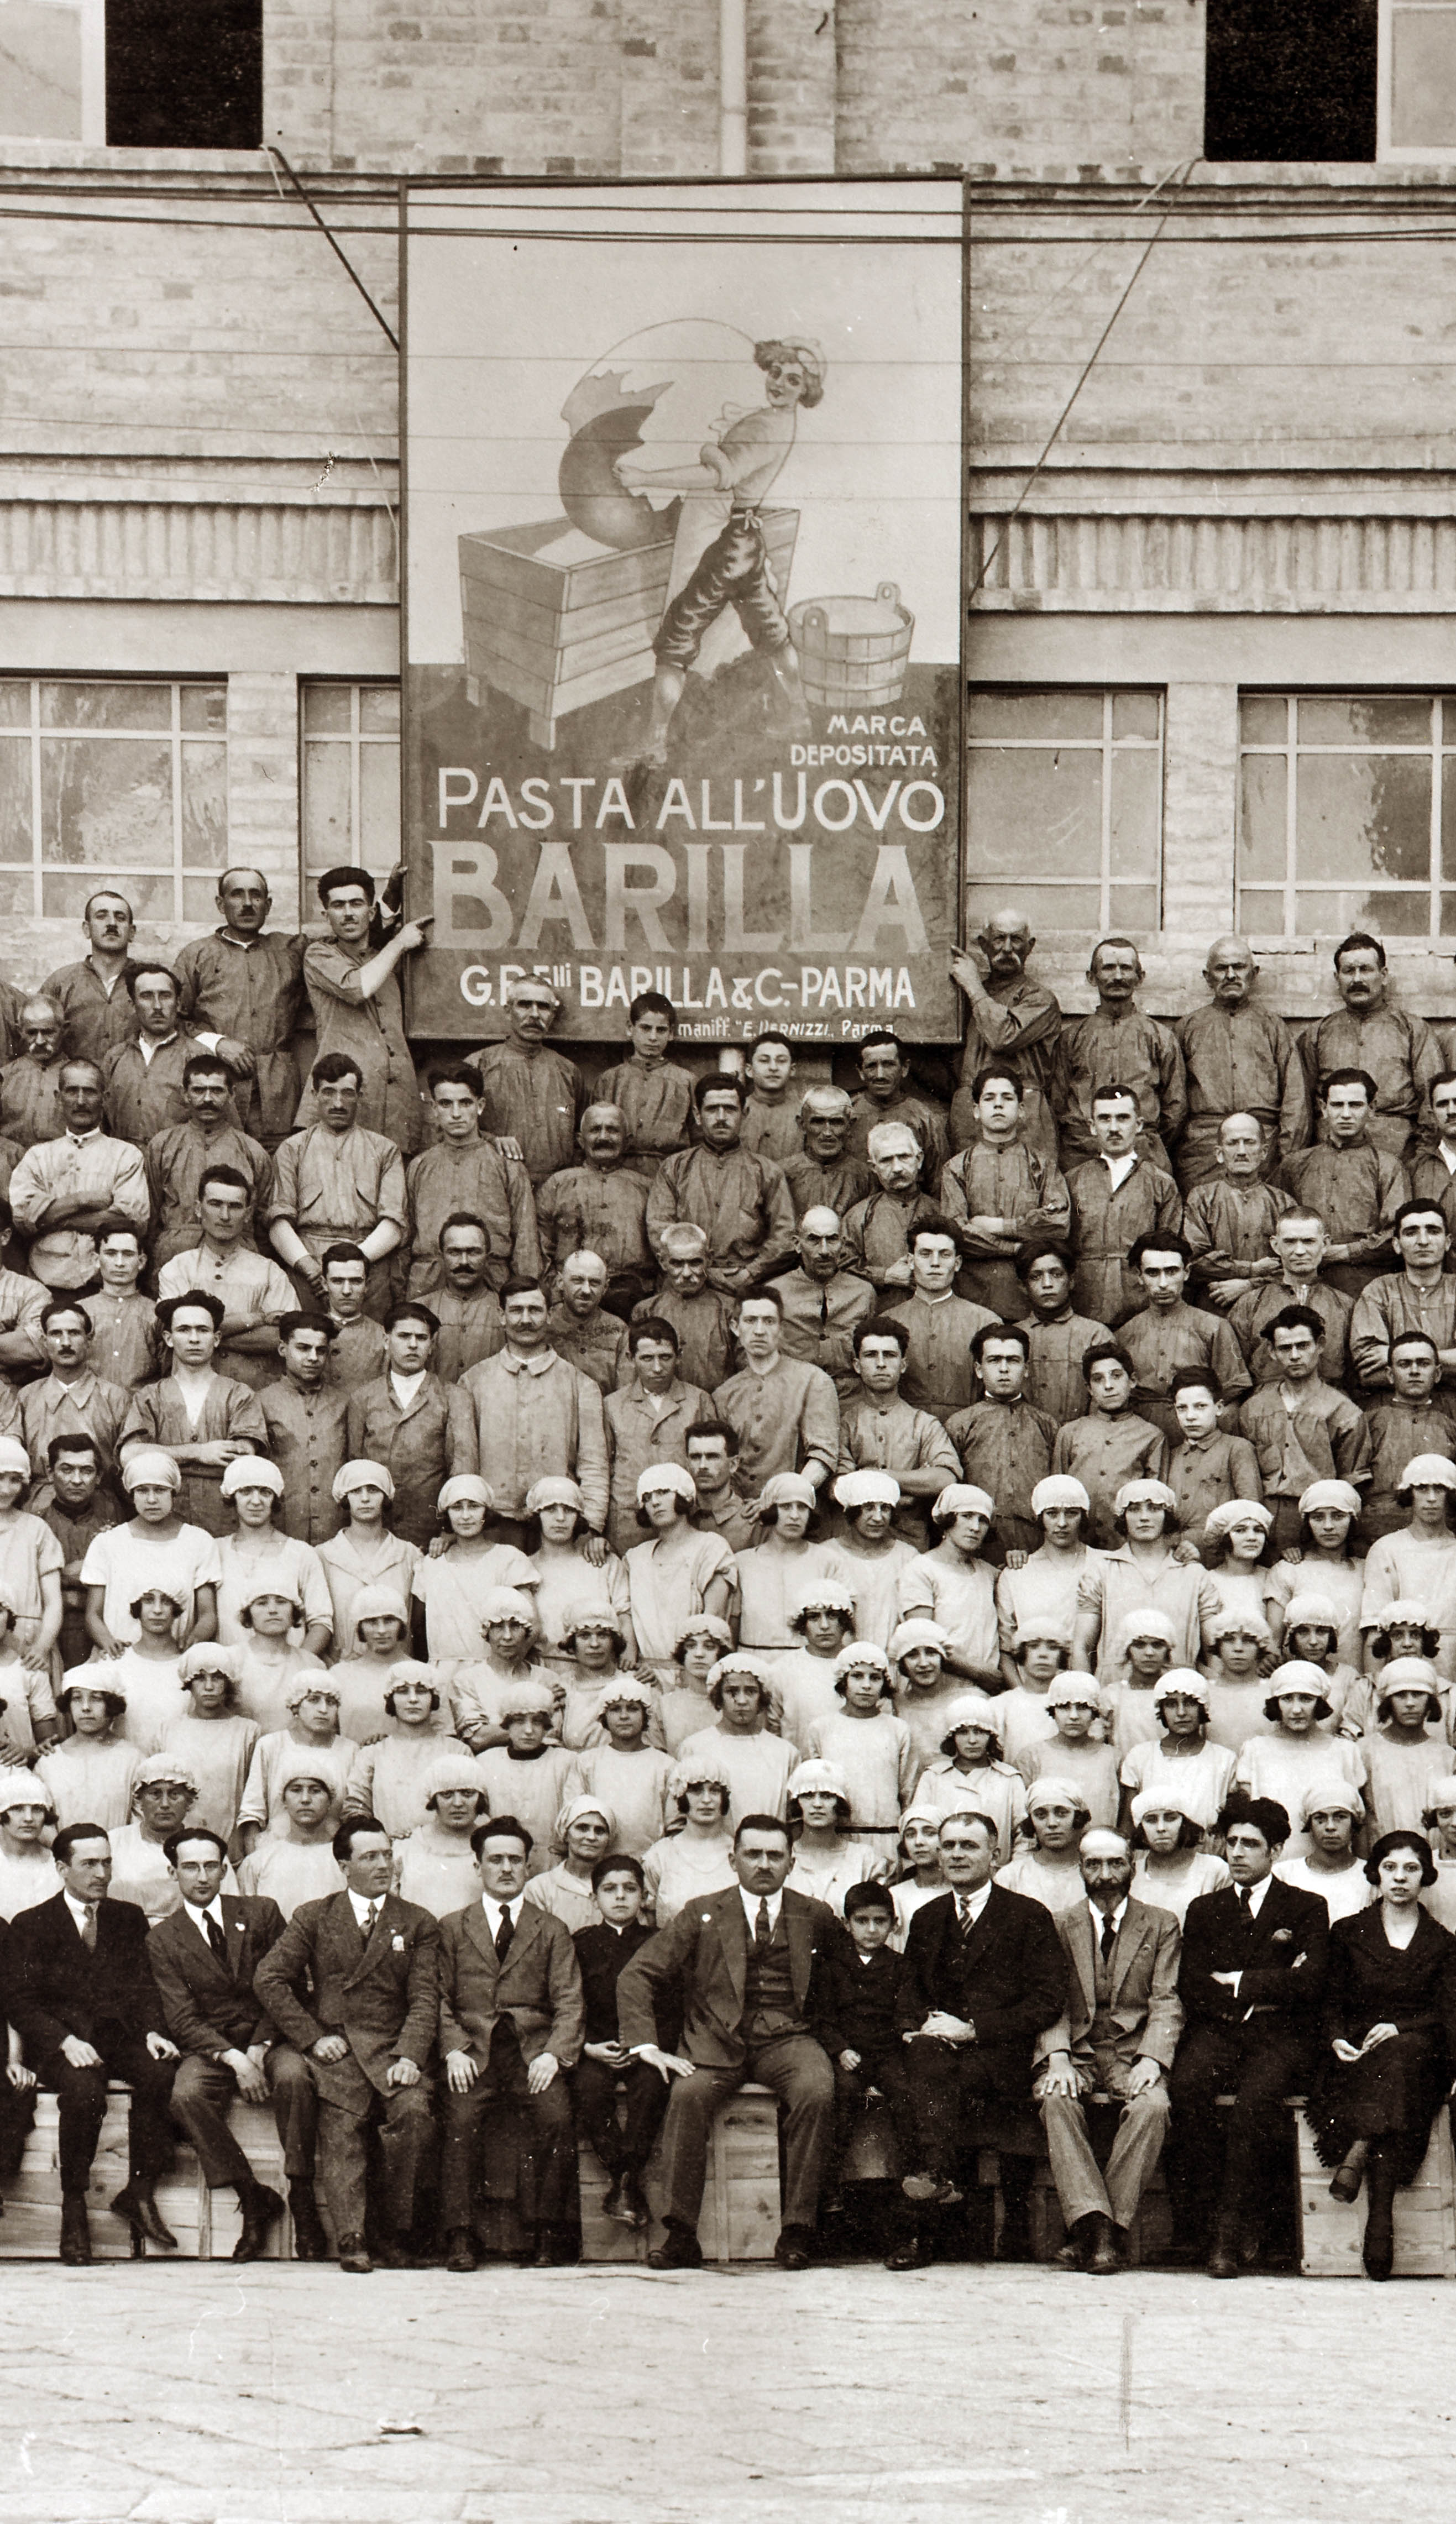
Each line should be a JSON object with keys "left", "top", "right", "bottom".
{"left": 402, "top": 181, "right": 965, "bottom": 1044}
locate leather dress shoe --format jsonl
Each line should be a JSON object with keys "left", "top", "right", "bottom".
{"left": 287, "top": 2181, "right": 329, "bottom": 2261}
{"left": 1084, "top": 2213, "right": 1122, "bottom": 2276}
{"left": 620, "top": 2173, "right": 650, "bottom": 2230}
{"left": 337, "top": 2231, "right": 374, "bottom": 2274}
{"left": 234, "top": 2183, "right": 284, "bottom": 2263}
{"left": 647, "top": 2221, "right": 703, "bottom": 2271}
{"left": 1206, "top": 2218, "right": 1239, "bottom": 2279}
{"left": 885, "top": 2232, "right": 928, "bottom": 2271}
{"left": 773, "top": 2226, "right": 812, "bottom": 2271}
{"left": 59, "top": 2195, "right": 92, "bottom": 2266}
{"left": 112, "top": 2185, "right": 177, "bottom": 2250}
{"left": 445, "top": 2228, "right": 478, "bottom": 2274}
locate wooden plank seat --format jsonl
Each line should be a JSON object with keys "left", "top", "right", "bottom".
{"left": 1296, "top": 2108, "right": 1456, "bottom": 2279}
{"left": 578, "top": 2081, "right": 781, "bottom": 2266}
{"left": 0, "top": 2088, "right": 295, "bottom": 2261}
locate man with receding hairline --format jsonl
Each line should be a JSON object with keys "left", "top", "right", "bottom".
{"left": 1054, "top": 938, "right": 1186, "bottom": 1172}
{"left": 1298, "top": 933, "right": 1442, "bottom": 1162}
{"left": 0, "top": 997, "right": 68, "bottom": 1151}
{"left": 888, "top": 1810, "right": 1069, "bottom": 2269}
{"left": 42, "top": 892, "right": 140, "bottom": 1072}
{"left": 1175, "top": 936, "right": 1310, "bottom": 1190}
{"left": 950, "top": 907, "right": 1062, "bottom": 1166}
{"left": 1035, "top": 1827, "right": 1182, "bottom": 2274}
{"left": 174, "top": 869, "right": 308, "bottom": 1152}
{"left": 773, "top": 1205, "right": 876, "bottom": 1397}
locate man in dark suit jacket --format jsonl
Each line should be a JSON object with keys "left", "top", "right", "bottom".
{"left": 437, "top": 1812, "right": 585, "bottom": 2271}
{"left": 2, "top": 1821, "right": 181, "bottom": 2264}
{"left": 1169, "top": 1793, "right": 1329, "bottom": 2277}
{"left": 891, "top": 1810, "right": 1069, "bottom": 2269}
{"left": 146, "top": 1824, "right": 318, "bottom": 2261}
{"left": 617, "top": 1812, "right": 835, "bottom": 2272}
{"left": 1035, "top": 1829, "right": 1183, "bottom": 2273}
{"left": 572, "top": 1851, "right": 677, "bottom": 2232}
{"left": 253, "top": 1814, "right": 438, "bottom": 2274}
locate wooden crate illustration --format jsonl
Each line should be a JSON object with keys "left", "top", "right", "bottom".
{"left": 459, "top": 509, "right": 799, "bottom": 753}
{"left": 1297, "top": 2109, "right": 1456, "bottom": 2278}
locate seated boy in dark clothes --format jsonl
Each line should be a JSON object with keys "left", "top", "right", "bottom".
{"left": 810, "top": 1879, "right": 919, "bottom": 2208}
{"left": 572, "top": 1853, "right": 680, "bottom": 2230}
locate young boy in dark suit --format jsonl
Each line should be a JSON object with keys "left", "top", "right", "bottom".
{"left": 810, "top": 1879, "right": 918, "bottom": 2210}
{"left": 572, "top": 1852, "right": 677, "bottom": 2230}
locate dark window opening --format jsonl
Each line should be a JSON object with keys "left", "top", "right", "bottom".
{"left": 1204, "top": 0, "right": 1377, "bottom": 162}
{"left": 106, "top": 0, "right": 262, "bottom": 147}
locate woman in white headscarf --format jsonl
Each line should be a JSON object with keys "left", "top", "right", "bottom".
{"left": 394, "top": 1754, "right": 490, "bottom": 1919}
{"left": 522, "top": 1476, "right": 636, "bottom": 1668}
{"left": 734, "top": 1472, "right": 845, "bottom": 1661}
{"left": 642, "top": 1756, "right": 737, "bottom": 1924}
{"left": 522, "top": 1793, "right": 616, "bottom": 1936}
{"left": 315, "top": 1459, "right": 420, "bottom": 1656}
{"left": 411, "top": 1475, "right": 539, "bottom": 1669}
{"left": 237, "top": 1747, "right": 347, "bottom": 1918}
{"left": 626, "top": 1463, "right": 734, "bottom": 1682}
{"left": 784, "top": 1759, "right": 884, "bottom": 1915}
{"left": 216, "top": 1455, "right": 333, "bottom": 1655}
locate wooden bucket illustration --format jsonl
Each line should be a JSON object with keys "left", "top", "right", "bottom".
{"left": 788, "top": 580, "right": 914, "bottom": 711}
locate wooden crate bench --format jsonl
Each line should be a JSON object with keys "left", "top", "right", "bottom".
{"left": 0, "top": 2091, "right": 294, "bottom": 2261}
{"left": 579, "top": 2081, "right": 780, "bottom": 2266}
{"left": 459, "top": 510, "right": 799, "bottom": 752}
{"left": 1297, "top": 2109, "right": 1456, "bottom": 2279}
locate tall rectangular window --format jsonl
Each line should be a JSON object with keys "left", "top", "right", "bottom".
{"left": 1237, "top": 692, "right": 1456, "bottom": 936}
{"left": 0, "top": 679, "right": 226, "bottom": 921}
{"left": 300, "top": 683, "right": 401, "bottom": 903}
{"left": 0, "top": 0, "right": 104, "bottom": 143}
{"left": 1380, "top": 0, "right": 1456, "bottom": 156}
{"left": 965, "top": 689, "right": 1163, "bottom": 937}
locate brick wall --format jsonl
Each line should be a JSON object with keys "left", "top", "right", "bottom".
{"left": 263, "top": 0, "right": 1207, "bottom": 176}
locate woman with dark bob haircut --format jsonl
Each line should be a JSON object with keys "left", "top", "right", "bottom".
{"left": 1305, "top": 1826, "right": 1456, "bottom": 2279}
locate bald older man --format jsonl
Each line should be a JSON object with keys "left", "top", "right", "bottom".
{"left": 950, "top": 908, "right": 1063, "bottom": 1166}
{"left": 1175, "top": 938, "right": 1311, "bottom": 1192}
{"left": 781, "top": 1086, "right": 872, "bottom": 1223}
{"left": 1035, "top": 1829, "right": 1182, "bottom": 2273}
{"left": 535, "top": 1104, "right": 654, "bottom": 1318}
{"left": 772, "top": 1206, "right": 877, "bottom": 1397}
{"left": 544, "top": 1249, "right": 631, "bottom": 1394}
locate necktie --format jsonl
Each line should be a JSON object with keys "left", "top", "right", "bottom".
{"left": 956, "top": 1894, "right": 975, "bottom": 1936}
{"left": 495, "top": 1904, "right": 515, "bottom": 1961}
{"left": 755, "top": 1899, "right": 773, "bottom": 1952}
{"left": 80, "top": 1902, "right": 97, "bottom": 1953}
{"left": 204, "top": 1911, "right": 228, "bottom": 1966}
{"left": 1100, "top": 1913, "right": 1117, "bottom": 1962}
{"left": 364, "top": 1900, "right": 380, "bottom": 1939}
{"left": 1238, "top": 1884, "right": 1253, "bottom": 1915}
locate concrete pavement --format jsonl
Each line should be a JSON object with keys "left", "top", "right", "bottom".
{"left": 0, "top": 2260, "right": 1446, "bottom": 2524}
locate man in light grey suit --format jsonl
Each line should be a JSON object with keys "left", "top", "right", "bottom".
{"left": 1035, "top": 1827, "right": 1183, "bottom": 2275}
{"left": 436, "top": 1813, "right": 585, "bottom": 2272}
{"left": 616, "top": 1813, "right": 834, "bottom": 2273}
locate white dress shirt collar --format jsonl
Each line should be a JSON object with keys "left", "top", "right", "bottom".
{"left": 739, "top": 1886, "right": 785, "bottom": 1934}
{"left": 952, "top": 1880, "right": 992, "bottom": 1926}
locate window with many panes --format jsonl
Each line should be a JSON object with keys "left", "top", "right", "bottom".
{"left": 0, "top": 679, "right": 227, "bottom": 923}
{"left": 300, "top": 683, "right": 401, "bottom": 901}
{"left": 964, "top": 689, "right": 1164, "bottom": 937}
{"left": 1237, "top": 693, "right": 1456, "bottom": 938}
